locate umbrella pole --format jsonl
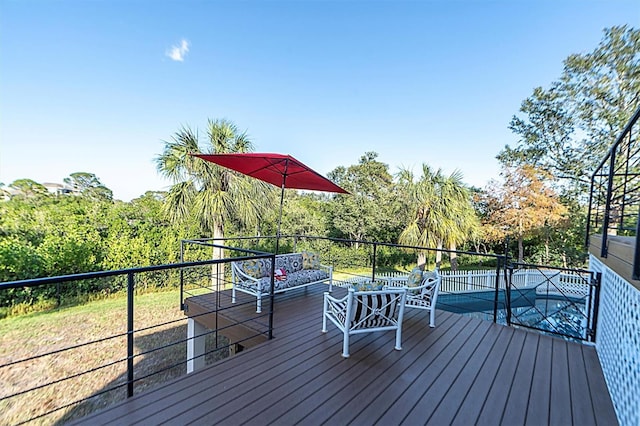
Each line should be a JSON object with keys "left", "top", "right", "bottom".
{"left": 275, "top": 159, "right": 289, "bottom": 255}
{"left": 275, "top": 184, "right": 285, "bottom": 255}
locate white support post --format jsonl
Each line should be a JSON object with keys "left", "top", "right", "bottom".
{"left": 187, "top": 318, "right": 206, "bottom": 374}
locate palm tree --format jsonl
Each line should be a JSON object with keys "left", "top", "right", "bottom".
{"left": 398, "top": 165, "right": 479, "bottom": 269}
{"left": 156, "top": 119, "right": 273, "bottom": 260}
{"left": 437, "top": 172, "right": 480, "bottom": 270}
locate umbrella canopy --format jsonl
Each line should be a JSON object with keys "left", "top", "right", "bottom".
{"left": 192, "top": 153, "right": 348, "bottom": 194}
{"left": 192, "top": 152, "right": 348, "bottom": 252}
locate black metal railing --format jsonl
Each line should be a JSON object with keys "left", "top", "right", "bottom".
{"left": 506, "top": 263, "right": 600, "bottom": 342}
{"left": 0, "top": 247, "right": 274, "bottom": 425}
{"left": 1, "top": 235, "right": 604, "bottom": 424}
{"left": 587, "top": 106, "right": 640, "bottom": 266}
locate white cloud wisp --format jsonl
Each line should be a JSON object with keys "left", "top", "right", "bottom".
{"left": 166, "top": 39, "right": 190, "bottom": 62}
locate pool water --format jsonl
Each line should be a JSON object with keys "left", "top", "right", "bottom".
{"left": 460, "top": 298, "right": 588, "bottom": 340}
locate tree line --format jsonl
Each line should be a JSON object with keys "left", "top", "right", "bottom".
{"left": 1, "top": 25, "right": 638, "bottom": 299}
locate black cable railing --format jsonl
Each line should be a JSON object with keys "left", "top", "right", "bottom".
{"left": 587, "top": 106, "right": 640, "bottom": 268}
{"left": 0, "top": 248, "right": 274, "bottom": 425}
{"left": 1, "top": 235, "right": 603, "bottom": 424}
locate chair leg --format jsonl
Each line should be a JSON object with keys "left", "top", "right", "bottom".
{"left": 395, "top": 325, "right": 402, "bottom": 351}
{"left": 256, "top": 295, "right": 262, "bottom": 314}
{"left": 429, "top": 308, "right": 435, "bottom": 328}
{"left": 322, "top": 296, "right": 328, "bottom": 333}
{"left": 232, "top": 286, "right": 236, "bottom": 304}
{"left": 342, "top": 332, "right": 350, "bottom": 358}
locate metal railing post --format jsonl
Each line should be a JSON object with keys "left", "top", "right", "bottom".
{"left": 372, "top": 242, "right": 378, "bottom": 282}
{"left": 589, "top": 271, "right": 602, "bottom": 343}
{"left": 585, "top": 175, "right": 595, "bottom": 248}
{"left": 601, "top": 149, "right": 616, "bottom": 257}
{"left": 505, "top": 264, "right": 513, "bottom": 327}
{"left": 493, "top": 256, "right": 503, "bottom": 323}
{"left": 633, "top": 210, "right": 640, "bottom": 280}
{"left": 268, "top": 255, "right": 276, "bottom": 340}
{"left": 127, "top": 272, "right": 135, "bottom": 398}
{"left": 180, "top": 242, "right": 185, "bottom": 310}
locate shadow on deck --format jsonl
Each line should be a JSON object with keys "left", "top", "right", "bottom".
{"left": 73, "top": 283, "right": 617, "bottom": 425}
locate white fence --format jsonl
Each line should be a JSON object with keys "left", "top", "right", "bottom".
{"left": 375, "top": 268, "right": 591, "bottom": 297}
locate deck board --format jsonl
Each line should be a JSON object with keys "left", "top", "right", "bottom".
{"left": 526, "top": 334, "right": 553, "bottom": 426}
{"left": 550, "top": 339, "right": 573, "bottom": 425}
{"left": 426, "top": 323, "right": 503, "bottom": 425}
{"left": 474, "top": 327, "right": 528, "bottom": 425}
{"left": 73, "top": 283, "right": 618, "bottom": 426}
{"left": 381, "top": 318, "right": 486, "bottom": 425}
{"left": 349, "top": 315, "right": 472, "bottom": 425}
{"left": 319, "top": 312, "right": 460, "bottom": 426}
{"left": 400, "top": 319, "right": 493, "bottom": 425}
{"left": 568, "top": 342, "right": 596, "bottom": 425}
{"left": 500, "top": 331, "right": 539, "bottom": 425}
{"left": 449, "top": 325, "right": 515, "bottom": 425}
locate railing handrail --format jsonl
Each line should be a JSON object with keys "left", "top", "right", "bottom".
{"left": 591, "top": 106, "right": 640, "bottom": 178}
{"left": 188, "top": 234, "right": 506, "bottom": 260}
{"left": 0, "top": 247, "right": 274, "bottom": 290}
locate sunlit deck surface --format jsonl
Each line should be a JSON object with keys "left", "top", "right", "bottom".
{"left": 76, "top": 283, "right": 617, "bottom": 426}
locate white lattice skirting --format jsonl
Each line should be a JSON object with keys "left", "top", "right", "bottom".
{"left": 590, "top": 255, "right": 640, "bottom": 426}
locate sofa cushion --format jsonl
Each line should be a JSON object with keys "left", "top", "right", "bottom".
{"left": 238, "top": 269, "right": 330, "bottom": 293}
{"left": 274, "top": 255, "right": 289, "bottom": 273}
{"left": 286, "top": 253, "right": 304, "bottom": 272}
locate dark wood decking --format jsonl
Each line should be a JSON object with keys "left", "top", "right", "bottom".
{"left": 76, "top": 284, "right": 618, "bottom": 426}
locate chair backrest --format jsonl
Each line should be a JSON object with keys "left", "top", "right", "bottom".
{"left": 418, "top": 271, "right": 441, "bottom": 305}
{"left": 347, "top": 288, "right": 407, "bottom": 330}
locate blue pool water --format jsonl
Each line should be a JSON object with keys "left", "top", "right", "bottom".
{"left": 439, "top": 292, "right": 588, "bottom": 340}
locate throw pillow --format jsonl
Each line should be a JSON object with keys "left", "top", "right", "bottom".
{"left": 351, "top": 280, "right": 386, "bottom": 291}
{"left": 302, "top": 251, "right": 320, "bottom": 269}
{"left": 242, "top": 260, "right": 262, "bottom": 278}
{"left": 406, "top": 266, "right": 424, "bottom": 287}
{"left": 274, "top": 268, "right": 287, "bottom": 281}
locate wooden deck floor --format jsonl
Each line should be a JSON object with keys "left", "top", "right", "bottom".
{"left": 75, "top": 284, "right": 618, "bottom": 426}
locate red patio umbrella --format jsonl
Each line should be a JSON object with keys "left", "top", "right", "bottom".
{"left": 192, "top": 153, "right": 349, "bottom": 252}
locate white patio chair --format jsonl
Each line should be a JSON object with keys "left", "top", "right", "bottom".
{"left": 322, "top": 287, "right": 408, "bottom": 358}
{"left": 387, "top": 270, "right": 441, "bottom": 327}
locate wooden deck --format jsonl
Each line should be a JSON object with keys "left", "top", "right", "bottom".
{"left": 75, "top": 284, "right": 618, "bottom": 426}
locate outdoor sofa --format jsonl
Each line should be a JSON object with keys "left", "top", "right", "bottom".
{"left": 231, "top": 251, "right": 333, "bottom": 313}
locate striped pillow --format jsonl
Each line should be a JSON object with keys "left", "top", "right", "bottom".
{"left": 351, "top": 293, "right": 400, "bottom": 328}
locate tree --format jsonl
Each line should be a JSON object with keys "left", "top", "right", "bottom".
{"left": 0, "top": 183, "right": 8, "bottom": 200}
{"left": 155, "top": 119, "right": 272, "bottom": 257}
{"left": 480, "top": 165, "right": 568, "bottom": 263}
{"left": 499, "top": 25, "right": 640, "bottom": 198}
{"left": 397, "top": 165, "right": 479, "bottom": 269}
{"left": 64, "top": 172, "right": 113, "bottom": 200}
{"left": 9, "top": 179, "right": 48, "bottom": 198}
{"left": 279, "top": 192, "right": 328, "bottom": 238}
{"left": 327, "top": 152, "right": 406, "bottom": 247}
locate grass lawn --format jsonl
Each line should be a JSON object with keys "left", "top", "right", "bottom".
{"left": 0, "top": 289, "right": 227, "bottom": 425}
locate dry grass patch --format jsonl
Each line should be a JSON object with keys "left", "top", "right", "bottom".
{"left": 0, "top": 290, "right": 228, "bottom": 425}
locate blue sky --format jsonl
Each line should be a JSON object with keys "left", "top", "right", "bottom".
{"left": 1, "top": 1, "right": 638, "bottom": 201}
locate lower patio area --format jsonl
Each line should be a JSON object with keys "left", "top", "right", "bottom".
{"left": 74, "top": 283, "right": 618, "bottom": 425}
